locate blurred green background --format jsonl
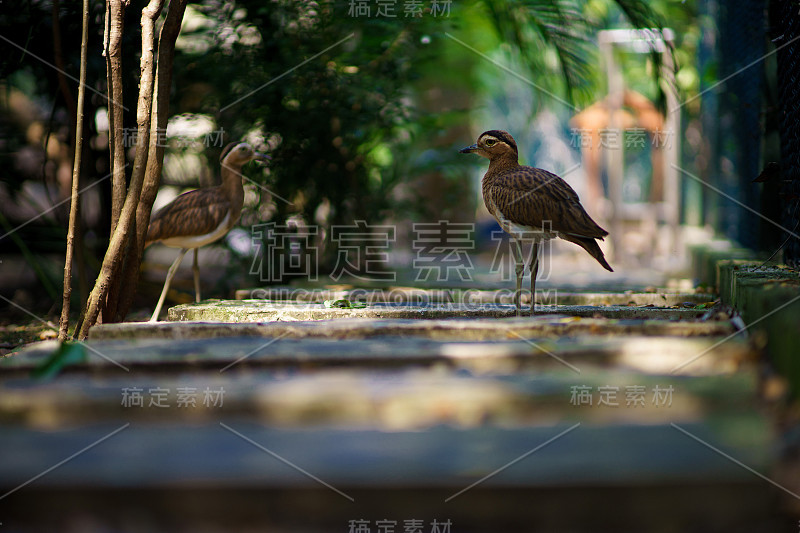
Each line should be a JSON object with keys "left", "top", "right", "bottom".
{"left": 0, "top": 0, "right": 779, "bottom": 314}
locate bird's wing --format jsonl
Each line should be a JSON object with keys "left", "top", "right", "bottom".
{"left": 146, "top": 188, "right": 232, "bottom": 244}
{"left": 488, "top": 166, "right": 608, "bottom": 239}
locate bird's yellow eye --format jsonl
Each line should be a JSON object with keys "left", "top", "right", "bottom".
{"left": 484, "top": 138, "right": 497, "bottom": 147}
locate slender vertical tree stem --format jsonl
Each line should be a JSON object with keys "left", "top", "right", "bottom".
{"left": 58, "top": 0, "right": 90, "bottom": 341}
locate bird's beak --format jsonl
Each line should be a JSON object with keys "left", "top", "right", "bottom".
{"left": 459, "top": 143, "right": 478, "bottom": 154}
{"left": 254, "top": 152, "right": 271, "bottom": 163}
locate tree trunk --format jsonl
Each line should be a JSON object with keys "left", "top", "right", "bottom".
{"left": 76, "top": 0, "right": 168, "bottom": 340}
{"left": 113, "top": 0, "right": 189, "bottom": 322}
{"left": 58, "top": 0, "right": 90, "bottom": 341}
{"left": 105, "top": 0, "right": 127, "bottom": 234}
{"left": 99, "top": 0, "right": 128, "bottom": 323}
{"left": 102, "top": 0, "right": 165, "bottom": 322}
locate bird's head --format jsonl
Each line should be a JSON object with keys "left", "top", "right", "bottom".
{"left": 459, "top": 130, "right": 518, "bottom": 161}
{"left": 220, "top": 142, "right": 270, "bottom": 168}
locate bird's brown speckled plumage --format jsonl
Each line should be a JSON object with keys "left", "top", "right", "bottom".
{"left": 460, "top": 130, "right": 612, "bottom": 316}
{"left": 145, "top": 187, "right": 239, "bottom": 244}
{"left": 463, "top": 130, "right": 612, "bottom": 272}
{"left": 145, "top": 142, "right": 255, "bottom": 247}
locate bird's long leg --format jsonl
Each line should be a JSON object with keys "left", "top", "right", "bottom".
{"left": 193, "top": 248, "right": 201, "bottom": 303}
{"left": 150, "top": 248, "right": 189, "bottom": 322}
{"left": 529, "top": 241, "right": 540, "bottom": 316}
{"left": 512, "top": 237, "right": 525, "bottom": 317}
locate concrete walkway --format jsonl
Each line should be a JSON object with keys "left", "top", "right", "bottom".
{"left": 0, "top": 281, "right": 788, "bottom": 532}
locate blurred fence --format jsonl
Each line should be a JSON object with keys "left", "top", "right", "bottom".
{"left": 701, "top": 0, "right": 799, "bottom": 266}
{"left": 771, "top": 0, "right": 800, "bottom": 268}
{"left": 699, "top": 0, "right": 764, "bottom": 248}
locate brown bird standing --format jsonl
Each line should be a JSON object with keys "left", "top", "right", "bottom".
{"left": 145, "top": 141, "right": 268, "bottom": 321}
{"left": 460, "top": 130, "right": 612, "bottom": 316}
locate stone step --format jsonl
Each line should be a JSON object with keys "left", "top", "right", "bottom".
{"left": 165, "top": 300, "right": 714, "bottom": 322}
{"left": 0, "top": 332, "right": 779, "bottom": 530}
{"left": 0, "top": 367, "right": 758, "bottom": 428}
{"left": 0, "top": 418, "right": 769, "bottom": 489}
{"left": 235, "top": 287, "right": 715, "bottom": 307}
{"left": 90, "top": 315, "right": 735, "bottom": 342}
{"left": 5, "top": 334, "right": 750, "bottom": 376}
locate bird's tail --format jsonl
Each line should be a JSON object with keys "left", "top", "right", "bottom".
{"left": 563, "top": 235, "right": 614, "bottom": 272}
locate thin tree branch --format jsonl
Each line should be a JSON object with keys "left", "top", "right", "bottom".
{"left": 59, "top": 0, "right": 90, "bottom": 341}
{"left": 106, "top": 0, "right": 127, "bottom": 233}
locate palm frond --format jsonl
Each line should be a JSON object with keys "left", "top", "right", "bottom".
{"left": 521, "top": 0, "right": 595, "bottom": 104}
{"left": 611, "top": 0, "right": 674, "bottom": 112}
{"left": 477, "top": 0, "right": 674, "bottom": 112}
{"left": 481, "top": 0, "right": 594, "bottom": 105}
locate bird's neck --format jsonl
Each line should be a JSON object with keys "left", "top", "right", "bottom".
{"left": 220, "top": 163, "right": 245, "bottom": 212}
{"left": 484, "top": 154, "right": 520, "bottom": 182}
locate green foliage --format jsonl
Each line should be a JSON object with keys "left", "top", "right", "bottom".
{"left": 173, "top": 1, "right": 444, "bottom": 224}
{"left": 473, "top": 0, "right": 672, "bottom": 110}
{"left": 323, "top": 298, "right": 367, "bottom": 309}
{"left": 32, "top": 341, "right": 86, "bottom": 380}
{"left": 477, "top": 0, "right": 596, "bottom": 104}
{"left": 170, "top": 1, "right": 456, "bottom": 276}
